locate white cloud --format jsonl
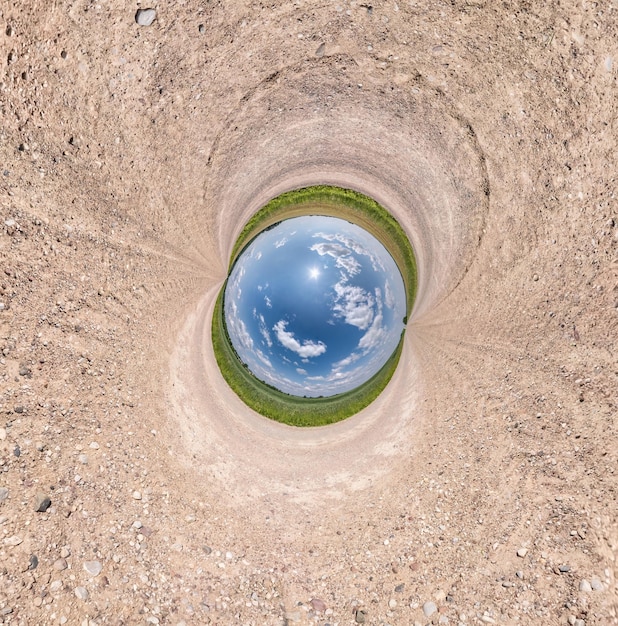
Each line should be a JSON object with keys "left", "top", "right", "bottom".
{"left": 258, "top": 314, "right": 272, "bottom": 347}
{"left": 358, "top": 313, "right": 386, "bottom": 352}
{"left": 331, "top": 352, "right": 362, "bottom": 372}
{"left": 313, "top": 231, "right": 384, "bottom": 272}
{"left": 384, "top": 280, "right": 395, "bottom": 309}
{"left": 234, "top": 318, "right": 254, "bottom": 351}
{"left": 310, "top": 242, "right": 361, "bottom": 276}
{"left": 273, "top": 320, "right": 327, "bottom": 358}
{"left": 274, "top": 237, "right": 287, "bottom": 248}
{"left": 332, "top": 282, "right": 374, "bottom": 330}
{"left": 296, "top": 367, "right": 308, "bottom": 375}
{"left": 256, "top": 349, "right": 272, "bottom": 368}
{"left": 264, "top": 295, "right": 272, "bottom": 308}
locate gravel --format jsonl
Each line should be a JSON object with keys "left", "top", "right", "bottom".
{"left": 423, "top": 601, "right": 437, "bottom": 617}
{"left": 74, "top": 586, "right": 89, "bottom": 601}
{"left": 84, "top": 560, "right": 103, "bottom": 576}
{"left": 34, "top": 492, "right": 51, "bottom": 512}
{"left": 135, "top": 8, "right": 156, "bottom": 26}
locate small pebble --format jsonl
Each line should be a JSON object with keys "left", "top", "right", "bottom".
{"left": 132, "top": 490, "right": 142, "bottom": 500}
{"left": 74, "top": 586, "right": 89, "bottom": 601}
{"left": 53, "top": 558, "right": 68, "bottom": 571}
{"left": 354, "top": 609, "right": 366, "bottom": 623}
{"left": 135, "top": 8, "right": 156, "bottom": 26}
{"left": 559, "top": 564, "right": 571, "bottom": 573}
{"left": 517, "top": 547, "right": 528, "bottom": 558}
{"left": 590, "top": 578, "right": 604, "bottom": 591}
{"left": 0, "top": 487, "right": 8, "bottom": 502}
{"left": 574, "top": 619, "right": 585, "bottom": 626}
{"left": 310, "top": 598, "right": 326, "bottom": 612}
{"left": 28, "top": 555, "right": 38, "bottom": 570}
{"left": 34, "top": 493, "right": 51, "bottom": 513}
{"left": 83, "top": 560, "right": 102, "bottom": 576}
{"left": 423, "top": 601, "right": 437, "bottom": 617}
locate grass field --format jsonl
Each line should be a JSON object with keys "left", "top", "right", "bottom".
{"left": 213, "top": 185, "right": 416, "bottom": 426}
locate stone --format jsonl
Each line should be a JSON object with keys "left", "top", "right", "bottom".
{"left": 388, "top": 598, "right": 397, "bottom": 609}
{"left": 579, "top": 579, "right": 592, "bottom": 592}
{"left": 135, "top": 8, "right": 156, "bottom": 26}
{"left": 0, "top": 427, "right": 6, "bottom": 440}
{"left": 28, "top": 555, "right": 38, "bottom": 570}
{"left": 53, "top": 558, "right": 68, "bottom": 571}
{"left": 0, "top": 487, "right": 8, "bottom": 502}
{"left": 19, "top": 364, "right": 32, "bottom": 377}
{"left": 4, "top": 535, "right": 23, "bottom": 546}
{"left": 516, "top": 547, "right": 528, "bottom": 558}
{"left": 590, "top": 578, "right": 604, "bottom": 591}
{"left": 84, "top": 560, "right": 102, "bottom": 576}
{"left": 74, "top": 586, "right": 89, "bottom": 601}
{"left": 423, "top": 601, "right": 437, "bottom": 617}
{"left": 132, "top": 490, "right": 142, "bottom": 500}
{"left": 35, "top": 493, "right": 51, "bottom": 512}
{"left": 354, "top": 609, "right": 367, "bottom": 623}
{"left": 310, "top": 598, "right": 326, "bottom": 612}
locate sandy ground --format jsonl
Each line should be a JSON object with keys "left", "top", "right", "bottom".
{"left": 0, "top": 1, "right": 617, "bottom": 625}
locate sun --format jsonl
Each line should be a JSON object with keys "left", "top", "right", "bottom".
{"left": 308, "top": 267, "right": 320, "bottom": 280}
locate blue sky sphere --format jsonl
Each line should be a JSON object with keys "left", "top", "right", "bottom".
{"left": 224, "top": 215, "right": 407, "bottom": 397}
